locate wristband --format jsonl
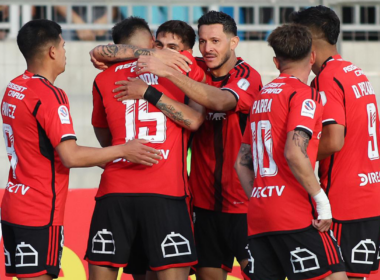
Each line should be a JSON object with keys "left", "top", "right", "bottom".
{"left": 312, "top": 189, "right": 332, "bottom": 220}
{"left": 143, "top": 86, "right": 163, "bottom": 106}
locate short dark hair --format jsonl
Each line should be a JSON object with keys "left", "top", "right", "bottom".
{"left": 156, "top": 20, "right": 196, "bottom": 49}
{"left": 267, "top": 24, "right": 312, "bottom": 62}
{"left": 17, "top": 19, "right": 62, "bottom": 61}
{"left": 112, "top": 16, "right": 151, "bottom": 44}
{"left": 290, "top": 5, "right": 340, "bottom": 45}
{"left": 198, "top": 11, "right": 237, "bottom": 36}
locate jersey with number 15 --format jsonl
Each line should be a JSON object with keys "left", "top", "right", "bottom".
{"left": 242, "top": 74, "right": 323, "bottom": 237}
{"left": 92, "top": 51, "right": 204, "bottom": 199}
{"left": 312, "top": 55, "right": 380, "bottom": 221}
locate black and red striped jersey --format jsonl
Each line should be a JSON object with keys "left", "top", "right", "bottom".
{"left": 312, "top": 54, "right": 380, "bottom": 221}
{"left": 1, "top": 70, "right": 77, "bottom": 228}
{"left": 190, "top": 58, "right": 262, "bottom": 213}
{"left": 243, "top": 73, "right": 323, "bottom": 237}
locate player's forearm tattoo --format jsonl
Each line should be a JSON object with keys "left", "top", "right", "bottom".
{"left": 292, "top": 130, "right": 310, "bottom": 158}
{"left": 239, "top": 144, "right": 253, "bottom": 170}
{"left": 98, "top": 45, "right": 153, "bottom": 61}
{"left": 100, "top": 45, "right": 120, "bottom": 58}
{"left": 156, "top": 100, "right": 192, "bottom": 127}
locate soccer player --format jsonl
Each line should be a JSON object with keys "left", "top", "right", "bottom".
{"left": 84, "top": 17, "right": 205, "bottom": 280}
{"left": 133, "top": 12, "right": 262, "bottom": 279}
{"left": 291, "top": 6, "right": 380, "bottom": 279}
{"left": 1, "top": 19, "right": 161, "bottom": 280}
{"left": 235, "top": 23, "right": 347, "bottom": 280}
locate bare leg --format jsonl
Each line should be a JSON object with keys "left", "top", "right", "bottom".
{"left": 132, "top": 271, "right": 159, "bottom": 280}
{"left": 323, "top": 271, "right": 349, "bottom": 280}
{"left": 89, "top": 264, "right": 119, "bottom": 280}
{"left": 348, "top": 277, "right": 363, "bottom": 280}
{"left": 196, "top": 267, "right": 227, "bottom": 280}
{"left": 156, "top": 267, "right": 190, "bottom": 280}
{"left": 19, "top": 275, "right": 53, "bottom": 280}
{"left": 239, "top": 258, "right": 248, "bottom": 270}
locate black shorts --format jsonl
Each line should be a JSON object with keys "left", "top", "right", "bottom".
{"left": 242, "top": 227, "right": 345, "bottom": 280}
{"left": 332, "top": 218, "right": 380, "bottom": 277}
{"left": 85, "top": 196, "right": 197, "bottom": 271}
{"left": 2, "top": 223, "right": 63, "bottom": 278}
{"left": 193, "top": 206, "right": 248, "bottom": 272}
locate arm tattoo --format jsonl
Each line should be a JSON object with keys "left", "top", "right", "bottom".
{"left": 292, "top": 130, "right": 310, "bottom": 158}
{"left": 99, "top": 45, "right": 153, "bottom": 61}
{"left": 134, "top": 48, "right": 154, "bottom": 57}
{"left": 100, "top": 45, "right": 119, "bottom": 58}
{"left": 156, "top": 100, "right": 192, "bottom": 128}
{"left": 239, "top": 144, "right": 253, "bottom": 171}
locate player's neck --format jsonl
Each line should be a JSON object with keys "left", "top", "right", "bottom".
{"left": 27, "top": 62, "right": 58, "bottom": 84}
{"left": 312, "top": 41, "right": 339, "bottom": 75}
{"left": 280, "top": 65, "right": 310, "bottom": 84}
{"left": 209, "top": 53, "right": 237, "bottom": 78}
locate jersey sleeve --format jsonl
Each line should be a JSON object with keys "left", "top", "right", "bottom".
{"left": 242, "top": 117, "right": 252, "bottom": 145}
{"left": 222, "top": 69, "right": 263, "bottom": 114}
{"left": 287, "top": 87, "right": 323, "bottom": 138}
{"left": 35, "top": 91, "right": 77, "bottom": 148}
{"left": 318, "top": 74, "right": 345, "bottom": 127}
{"left": 180, "top": 51, "right": 205, "bottom": 82}
{"left": 92, "top": 80, "right": 109, "bottom": 128}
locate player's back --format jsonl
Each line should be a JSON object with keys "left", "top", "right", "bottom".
{"left": 93, "top": 60, "right": 190, "bottom": 198}
{"left": 314, "top": 55, "right": 380, "bottom": 221}
{"left": 1, "top": 71, "right": 75, "bottom": 227}
{"left": 245, "top": 74, "right": 323, "bottom": 236}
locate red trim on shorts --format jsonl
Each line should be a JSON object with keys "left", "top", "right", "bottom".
{"left": 150, "top": 260, "right": 198, "bottom": 271}
{"left": 221, "top": 264, "right": 232, "bottom": 272}
{"left": 241, "top": 269, "right": 251, "bottom": 280}
{"left": 86, "top": 258, "right": 127, "bottom": 268}
{"left": 347, "top": 269, "right": 379, "bottom": 278}
{"left": 324, "top": 232, "right": 339, "bottom": 264}
{"left": 47, "top": 226, "right": 52, "bottom": 265}
{"left": 7, "top": 270, "right": 48, "bottom": 278}
{"left": 54, "top": 226, "right": 59, "bottom": 266}
{"left": 191, "top": 266, "right": 197, "bottom": 272}
{"left": 305, "top": 271, "right": 332, "bottom": 280}
{"left": 51, "top": 225, "right": 57, "bottom": 266}
{"left": 337, "top": 223, "right": 342, "bottom": 246}
{"left": 319, "top": 232, "right": 333, "bottom": 264}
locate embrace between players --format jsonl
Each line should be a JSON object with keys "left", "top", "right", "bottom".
{"left": 2, "top": 6, "right": 380, "bottom": 280}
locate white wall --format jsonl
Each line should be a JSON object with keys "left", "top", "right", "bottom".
{"left": 1, "top": 40, "right": 380, "bottom": 189}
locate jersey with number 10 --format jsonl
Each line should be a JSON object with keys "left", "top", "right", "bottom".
{"left": 243, "top": 74, "right": 323, "bottom": 237}
{"left": 92, "top": 52, "right": 204, "bottom": 199}
{"left": 312, "top": 55, "right": 380, "bottom": 221}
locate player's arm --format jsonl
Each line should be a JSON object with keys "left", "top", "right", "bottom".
{"left": 113, "top": 78, "right": 204, "bottom": 131}
{"left": 135, "top": 56, "right": 237, "bottom": 111}
{"left": 235, "top": 143, "right": 254, "bottom": 199}
{"left": 317, "top": 124, "right": 345, "bottom": 160}
{"left": 90, "top": 45, "right": 191, "bottom": 72}
{"left": 55, "top": 139, "right": 162, "bottom": 168}
{"left": 284, "top": 130, "right": 332, "bottom": 232}
{"left": 93, "top": 127, "right": 112, "bottom": 147}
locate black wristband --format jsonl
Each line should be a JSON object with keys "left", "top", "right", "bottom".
{"left": 143, "top": 86, "right": 163, "bottom": 106}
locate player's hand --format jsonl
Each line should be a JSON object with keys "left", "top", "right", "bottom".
{"left": 89, "top": 47, "right": 109, "bottom": 71}
{"left": 135, "top": 56, "right": 176, "bottom": 78}
{"left": 312, "top": 218, "right": 332, "bottom": 232}
{"left": 113, "top": 78, "right": 148, "bottom": 101}
{"left": 151, "top": 49, "right": 192, "bottom": 73}
{"left": 122, "top": 139, "right": 162, "bottom": 166}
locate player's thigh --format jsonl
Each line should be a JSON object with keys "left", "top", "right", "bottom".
{"left": 85, "top": 196, "right": 137, "bottom": 268}
{"left": 2, "top": 223, "right": 63, "bottom": 279}
{"left": 156, "top": 266, "right": 190, "bottom": 280}
{"left": 138, "top": 197, "right": 197, "bottom": 270}
{"left": 88, "top": 263, "right": 118, "bottom": 280}
{"left": 270, "top": 228, "right": 345, "bottom": 280}
{"left": 193, "top": 207, "right": 225, "bottom": 269}
{"left": 242, "top": 236, "right": 285, "bottom": 280}
{"left": 196, "top": 267, "right": 228, "bottom": 280}
{"left": 332, "top": 219, "right": 380, "bottom": 277}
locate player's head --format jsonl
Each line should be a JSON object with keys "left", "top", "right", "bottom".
{"left": 155, "top": 20, "right": 196, "bottom": 53}
{"left": 290, "top": 5, "right": 340, "bottom": 45}
{"left": 268, "top": 24, "right": 314, "bottom": 72}
{"left": 17, "top": 19, "right": 66, "bottom": 73}
{"left": 197, "top": 11, "right": 239, "bottom": 70}
{"left": 112, "top": 16, "right": 153, "bottom": 49}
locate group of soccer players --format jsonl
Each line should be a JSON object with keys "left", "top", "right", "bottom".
{"left": 2, "top": 4, "right": 380, "bottom": 280}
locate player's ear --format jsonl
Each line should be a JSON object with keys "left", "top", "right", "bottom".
{"left": 48, "top": 45, "right": 56, "bottom": 60}
{"left": 230, "top": 36, "right": 239, "bottom": 51}
{"left": 310, "top": 50, "right": 316, "bottom": 66}
{"left": 273, "top": 57, "right": 280, "bottom": 70}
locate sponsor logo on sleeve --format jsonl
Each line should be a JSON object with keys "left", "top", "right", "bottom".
{"left": 301, "top": 99, "right": 316, "bottom": 119}
{"left": 58, "top": 105, "right": 70, "bottom": 124}
{"left": 238, "top": 78, "right": 250, "bottom": 91}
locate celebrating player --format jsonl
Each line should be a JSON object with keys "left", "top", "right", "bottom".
{"left": 292, "top": 6, "right": 380, "bottom": 279}
{"left": 84, "top": 17, "right": 205, "bottom": 280}
{"left": 1, "top": 19, "right": 161, "bottom": 280}
{"left": 235, "top": 24, "right": 347, "bottom": 280}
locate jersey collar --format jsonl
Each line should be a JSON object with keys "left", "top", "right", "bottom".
{"left": 320, "top": 54, "right": 342, "bottom": 71}
{"left": 208, "top": 57, "right": 244, "bottom": 82}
